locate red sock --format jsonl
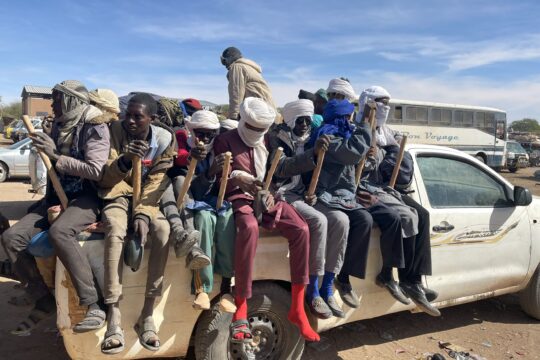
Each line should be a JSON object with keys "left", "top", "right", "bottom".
{"left": 232, "top": 296, "right": 250, "bottom": 341}
{"left": 288, "top": 284, "right": 320, "bottom": 342}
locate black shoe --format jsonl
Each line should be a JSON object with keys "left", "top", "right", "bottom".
{"left": 307, "top": 296, "right": 332, "bottom": 319}
{"left": 324, "top": 295, "right": 345, "bottom": 318}
{"left": 174, "top": 229, "right": 200, "bottom": 258}
{"left": 400, "top": 282, "right": 441, "bottom": 317}
{"left": 186, "top": 246, "right": 211, "bottom": 270}
{"left": 422, "top": 286, "right": 438, "bottom": 302}
{"left": 334, "top": 280, "right": 359, "bottom": 308}
{"left": 375, "top": 274, "right": 411, "bottom": 305}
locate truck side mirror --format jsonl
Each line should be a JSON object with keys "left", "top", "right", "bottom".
{"left": 514, "top": 186, "right": 532, "bottom": 206}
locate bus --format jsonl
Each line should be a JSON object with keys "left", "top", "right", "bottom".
{"left": 387, "top": 99, "right": 507, "bottom": 168}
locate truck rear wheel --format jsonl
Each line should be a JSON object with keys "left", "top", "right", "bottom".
{"left": 194, "top": 282, "right": 305, "bottom": 360}
{"left": 520, "top": 266, "right": 540, "bottom": 320}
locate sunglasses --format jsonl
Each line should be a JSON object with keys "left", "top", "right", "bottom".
{"left": 295, "top": 116, "right": 312, "bottom": 126}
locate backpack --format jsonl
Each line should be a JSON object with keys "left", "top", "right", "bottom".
{"left": 379, "top": 145, "right": 414, "bottom": 189}
{"left": 157, "top": 97, "right": 185, "bottom": 128}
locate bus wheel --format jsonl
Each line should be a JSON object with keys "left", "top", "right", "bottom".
{"left": 194, "top": 282, "right": 305, "bottom": 360}
{"left": 475, "top": 154, "right": 486, "bottom": 164}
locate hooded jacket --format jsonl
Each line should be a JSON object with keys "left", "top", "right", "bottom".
{"left": 227, "top": 58, "right": 275, "bottom": 120}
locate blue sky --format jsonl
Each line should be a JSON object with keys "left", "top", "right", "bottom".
{"left": 1, "top": 0, "right": 539, "bottom": 121}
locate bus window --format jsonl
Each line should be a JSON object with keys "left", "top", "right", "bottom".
{"left": 454, "top": 110, "right": 463, "bottom": 125}
{"left": 406, "top": 106, "right": 428, "bottom": 124}
{"left": 430, "top": 108, "right": 451, "bottom": 126}
{"left": 463, "top": 111, "right": 473, "bottom": 127}
{"left": 389, "top": 105, "right": 402, "bottom": 124}
{"left": 475, "top": 112, "right": 486, "bottom": 128}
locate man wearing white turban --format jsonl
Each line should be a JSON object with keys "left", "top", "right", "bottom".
{"left": 213, "top": 97, "right": 320, "bottom": 344}
{"left": 268, "top": 99, "right": 349, "bottom": 319}
{"left": 326, "top": 77, "right": 358, "bottom": 102}
{"left": 357, "top": 86, "right": 440, "bottom": 316}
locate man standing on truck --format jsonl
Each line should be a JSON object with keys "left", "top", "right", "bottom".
{"left": 98, "top": 93, "right": 175, "bottom": 354}
{"left": 220, "top": 47, "right": 276, "bottom": 120}
{"left": 2, "top": 80, "right": 111, "bottom": 335}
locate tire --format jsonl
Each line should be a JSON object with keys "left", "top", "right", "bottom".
{"left": 475, "top": 154, "right": 486, "bottom": 164}
{"left": 520, "top": 266, "right": 540, "bottom": 320}
{"left": 194, "top": 282, "right": 305, "bottom": 360}
{"left": 509, "top": 167, "right": 518, "bottom": 173}
{"left": 0, "top": 162, "right": 8, "bottom": 182}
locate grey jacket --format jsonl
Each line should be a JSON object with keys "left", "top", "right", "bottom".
{"left": 315, "top": 122, "right": 371, "bottom": 211}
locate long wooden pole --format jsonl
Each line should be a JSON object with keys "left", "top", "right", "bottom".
{"left": 176, "top": 157, "right": 198, "bottom": 208}
{"left": 389, "top": 136, "right": 408, "bottom": 188}
{"left": 307, "top": 149, "right": 326, "bottom": 196}
{"left": 355, "top": 107, "right": 377, "bottom": 186}
{"left": 22, "top": 115, "right": 69, "bottom": 209}
{"left": 263, "top": 147, "right": 283, "bottom": 191}
{"left": 216, "top": 152, "right": 232, "bottom": 209}
{"left": 132, "top": 156, "right": 142, "bottom": 214}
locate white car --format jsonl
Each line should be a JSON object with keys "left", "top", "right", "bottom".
{"left": 0, "top": 138, "right": 33, "bottom": 182}
{"left": 52, "top": 144, "right": 540, "bottom": 360}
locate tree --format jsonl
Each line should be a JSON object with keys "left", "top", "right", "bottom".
{"left": 2, "top": 101, "right": 22, "bottom": 120}
{"left": 510, "top": 118, "right": 540, "bottom": 133}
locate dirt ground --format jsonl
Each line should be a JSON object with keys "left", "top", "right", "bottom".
{"left": 0, "top": 158, "right": 539, "bottom": 359}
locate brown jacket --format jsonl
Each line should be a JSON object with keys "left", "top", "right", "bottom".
{"left": 227, "top": 58, "right": 275, "bottom": 120}
{"left": 98, "top": 121, "right": 176, "bottom": 219}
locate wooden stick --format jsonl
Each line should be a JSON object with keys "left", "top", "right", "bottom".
{"left": 355, "top": 107, "right": 377, "bottom": 186}
{"left": 176, "top": 142, "right": 204, "bottom": 208}
{"left": 263, "top": 147, "right": 283, "bottom": 191}
{"left": 389, "top": 136, "right": 408, "bottom": 188}
{"left": 22, "top": 115, "right": 69, "bottom": 209}
{"left": 307, "top": 149, "right": 326, "bottom": 196}
{"left": 216, "top": 152, "right": 232, "bottom": 209}
{"left": 132, "top": 156, "right": 142, "bottom": 214}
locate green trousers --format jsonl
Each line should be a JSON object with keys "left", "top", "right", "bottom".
{"left": 192, "top": 208, "right": 235, "bottom": 294}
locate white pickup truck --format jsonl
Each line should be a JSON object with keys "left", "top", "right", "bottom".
{"left": 53, "top": 144, "right": 540, "bottom": 360}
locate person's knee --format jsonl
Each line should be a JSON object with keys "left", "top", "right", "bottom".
{"left": 152, "top": 218, "right": 171, "bottom": 245}
{"left": 48, "top": 222, "right": 71, "bottom": 246}
{"left": 1, "top": 227, "right": 20, "bottom": 252}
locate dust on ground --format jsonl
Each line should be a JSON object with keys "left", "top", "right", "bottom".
{"left": 0, "top": 161, "right": 538, "bottom": 360}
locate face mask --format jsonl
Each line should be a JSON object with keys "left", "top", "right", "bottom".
{"left": 237, "top": 121, "right": 266, "bottom": 147}
{"left": 376, "top": 103, "right": 390, "bottom": 127}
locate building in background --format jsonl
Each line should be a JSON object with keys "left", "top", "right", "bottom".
{"left": 21, "top": 85, "right": 52, "bottom": 117}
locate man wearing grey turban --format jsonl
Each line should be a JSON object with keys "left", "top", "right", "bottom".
{"left": 2, "top": 80, "right": 111, "bottom": 335}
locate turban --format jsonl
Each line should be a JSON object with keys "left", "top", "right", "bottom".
{"left": 220, "top": 118, "right": 239, "bottom": 130}
{"left": 282, "top": 99, "right": 314, "bottom": 129}
{"left": 326, "top": 78, "right": 357, "bottom": 101}
{"left": 315, "top": 88, "right": 328, "bottom": 101}
{"left": 309, "top": 99, "right": 356, "bottom": 146}
{"left": 239, "top": 97, "right": 276, "bottom": 131}
{"left": 53, "top": 80, "right": 89, "bottom": 103}
{"left": 356, "top": 85, "right": 391, "bottom": 122}
{"left": 357, "top": 86, "right": 396, "bottom": 146}
{"left": 186, "top": 110, "right": 220, "bottom": 131}
{"left": 89, "top": 88, "right": 120, "bottom": 114}
{"left": 238, "top": 97, "right": 276, "bottom": 180}
{"left": 221, "top": 47, "right": 243, "bottom": 67}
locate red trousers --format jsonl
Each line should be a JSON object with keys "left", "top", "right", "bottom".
{"left": 232, "top": 199, "right": 309, "bottom": 299}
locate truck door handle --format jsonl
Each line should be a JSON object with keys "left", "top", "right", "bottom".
{"left": 432, "top": 222, "right": 454, "bottom": 233}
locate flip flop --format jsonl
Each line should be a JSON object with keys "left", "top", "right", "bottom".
{"left": 134, "top": 317, "right": 160, "bottom": 351}
{"left": 10, "top": 307, "right": 54, "bottom": 336}
{"left": 73, "top": 308, "right": 106, "bottom": 333}
{"left": 101, "top": 325, "right": 125, "bottom": 355}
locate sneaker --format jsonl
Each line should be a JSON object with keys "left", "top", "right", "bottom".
{"left": 173, "top": 229, "right": 200, "bottom": 258}
{"left": 307, "top": 296, "right": 332, "bottom": 319}
{"left": 324, "top": 295, "right": 345, "bottom": 318}
{"left": 375, "top": 274, "right": 411, "bottom": 305}
{"left": 185, "top": 246, "right": 211, "bottom": 270}
{"left": 400, "top": 282, "right": 441, "bottom": 317}
{"left": 334, "top": 280, "right": 359, "bottom": 308}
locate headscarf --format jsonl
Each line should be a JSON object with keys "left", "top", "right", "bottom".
{"left": 237, "top": 97, "right": 276, "bottom": 180}
{"left": 298, "top": 89, "right": 316, "bottom": 102}
{"left": 326, "top": 78, "right": 358, "bottom": 101}
{"left": 53, "top": 80, "right": 102, "bottom": 155}
{"left": 181, "top": 98, "right": 203, "bottom": 117}
{"left": 282, "top": 99, "right": 314, "bottom": 129}
{"left": 221, "top": 47, "right": 243, "bottom": 68}
{"left": 220, "top": 118, "right": 239, "bottom": 131}
{"left": 309, "top": 99, "right": 356, "bottom": 146}
{"left": 186, "top": 110, "right": 220, "bottom": 150}
{"left": 356, "top": 86, "right": 396, "bottom": 146}
{"left": 89, "top": 88, "right": 120, "bottom": 116}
